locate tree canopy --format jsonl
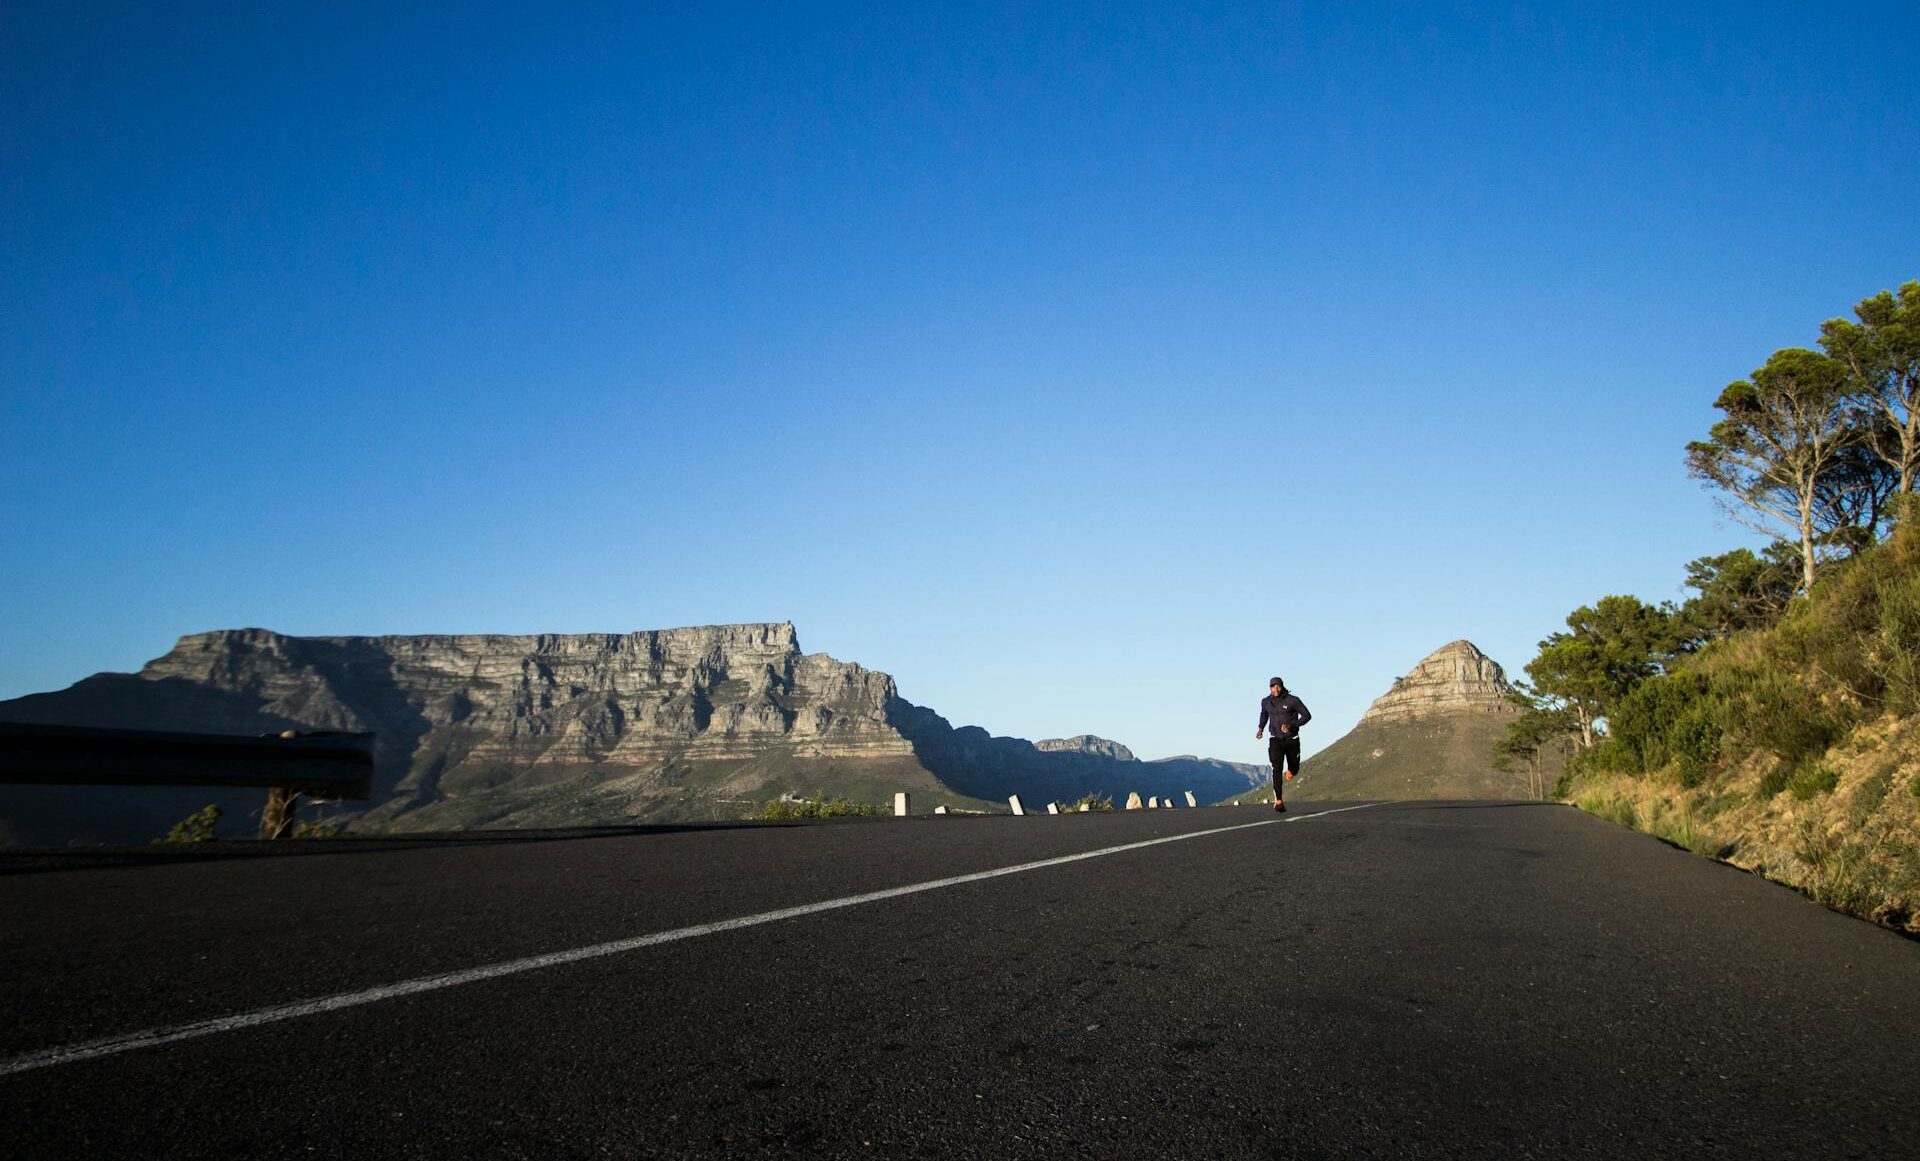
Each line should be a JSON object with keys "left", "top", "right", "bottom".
{"left": 1523, "top": 595, "right": 1678, "bottom": 749}
{"left": 1674, "top": 545, "right": 1798, "bottom": 647}
{"left": 1685, "top": 347, "right": 1858, "bottom": 594}
{"left": 1821, "top": 280, "right": 1920, "bottom": 496}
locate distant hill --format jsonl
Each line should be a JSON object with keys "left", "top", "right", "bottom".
{"left": 1036, "top": 735, "right": 1135, "bottom": 762}
{"left": 0, "top": 625, "right": 1263, "bottom": 844}
{"left": 1235, "top": 641, "right": 1539, "bottom": 802}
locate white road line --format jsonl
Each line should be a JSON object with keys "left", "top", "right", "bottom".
{"left": 1, "top": 801, "right": 1389, "bottom": 1077}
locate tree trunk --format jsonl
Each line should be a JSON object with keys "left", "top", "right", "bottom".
{"left": 1903, "top": 409, "right": 1917, "bottom": 496}
{"left": 1798, "top": 503, "right": 1818, "bottom": 595}
{"left": 261, "top": 787, "right": 299, "bottom": 840}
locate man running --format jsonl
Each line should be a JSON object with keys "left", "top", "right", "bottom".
{"left": 1256, "top": 676, "right": 1311, "bottom": 812}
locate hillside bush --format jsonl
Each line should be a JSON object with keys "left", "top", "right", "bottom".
{"left": 1758, "top": 761, "right": 1793, "bottom": 800}
{"left": 1848, "top": 768, "right": 1893, "bottom": 826}
{"left": 1765, "top": 519, "right": 1920, "bottom": 712}
{"left": 1725, "top": 670, "right": 1850, "bottom": 777}
{"left": 1604, "top": 670, "right": 1724, "bottom": 785}
{"left": 156, "top": 804, "right": 221, "bottom": 844}
{"left": 760, "top": 793, "right": 884, "bottom": 820}
{"left": 1787, "top": 764, "right": 1841, "bottom": 800}
{"left": 1068, "top": 793, "right": 1113, "bottom": 812}
{"left": 1868, "top": 570, "right": 1920, "bottom": 713}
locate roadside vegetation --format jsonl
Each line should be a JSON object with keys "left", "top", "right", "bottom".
{"left": 1501, "top": 280, "right": 1920, "bottom": 933}
{"left": 759, "top": 793, "right": 887, "bottom": 820}
{"left": 156, "top": 804, "right": 221, "bottom": 844}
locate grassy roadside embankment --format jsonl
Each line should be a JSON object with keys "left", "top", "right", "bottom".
{"left": 1559, "top": 522, "right": 1920, "bottom": 934}
{"left": 1568, "top": 719, "right": 1920, "bottom": 932}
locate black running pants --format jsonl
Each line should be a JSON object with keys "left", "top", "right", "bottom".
{"left": 1268, "top": 734, "right": 1301, "bottom": 784}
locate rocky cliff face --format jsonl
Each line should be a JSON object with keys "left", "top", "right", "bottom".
{"left": 136, "top": 622, "right": 918, "bottom": 774}
{"left": 1357, "top": 640, "right": 1517, "bottom": 724}
{"left": 0, "top": 625, "right": 1262, "bottom": 843}
{"left": 1035, "top": 735, "right": 1136, "bottom": 762}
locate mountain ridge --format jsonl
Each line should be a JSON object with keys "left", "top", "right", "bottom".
{"left": 0, "top": 624, "right": 1265, "bottom": 844}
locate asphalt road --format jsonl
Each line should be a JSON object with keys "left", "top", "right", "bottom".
{"left": 2, "top": 800, "right": 1916, "bottom": 1158}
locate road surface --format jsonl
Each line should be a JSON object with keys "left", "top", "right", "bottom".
{"left": 2, "top": 800, "right": 1916, "bottom": 1157}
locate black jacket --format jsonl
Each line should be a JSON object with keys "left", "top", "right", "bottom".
{"left": 1258, "top": 692, "right": 1311, "bottom": 736}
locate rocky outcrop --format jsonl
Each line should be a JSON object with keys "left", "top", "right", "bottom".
{"left": 1358, "top": 641, "right": 1517, "bottom": 724}
{"left": 1035, "top": 735, "right": 1136, "bottom": 762}
{"left": 0, "top": 624, "right": 1264, "bottom": 843}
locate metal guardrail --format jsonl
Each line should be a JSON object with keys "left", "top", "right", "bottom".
{"left": 0, "top": 723, "right": 376, "bottom": 800}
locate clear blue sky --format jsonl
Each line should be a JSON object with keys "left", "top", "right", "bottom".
{"left": 4, "top": 3, "right": 1916, "bottom": 765}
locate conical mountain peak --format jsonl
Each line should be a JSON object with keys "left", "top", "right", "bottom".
{"left": 1359, "top": 640, "right": 1516, "bottom": 725}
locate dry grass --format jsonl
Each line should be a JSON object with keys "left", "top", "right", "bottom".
{"left": 1568, "top": 715, "right": 1920, "bottom": 933}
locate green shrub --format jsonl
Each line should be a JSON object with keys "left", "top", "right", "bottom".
{"left": 1569, "top": 738, "right": 1633, "bottom": 778}
{"left": 1551, "top": 765, "right": 1579, "bottom": 799}
{"left": 1850, "top": 768, "right": 1894, "bottom": 827}
{"left": 1787, "top": 764, "right": 1840, "bottom": 801}
{"left": 1759, "top": 761, "right": 1793, "bottom": 799}
{"left": 1068, "top": 793, "right": 1114, "bottom": 812}
{"left": 1693, "top": 790, "right": 1744, "bottom": 821}
{"left": 156, "top": 804, "right": 221, "bottom": 844}
{"left": 760, "top": 793, "right": 884, "bottom": 820}
{"left": 1869, "top": 572, "right": 1920, "bottom": 713}
{"left": 1728, "top": 671, "right": 1849, "bottom": 772}
{"left": 291, "top": 819, "right": 346, "bottom": 839}
{"left": 1768, "top": 520, "right": 1920, "bottom": 713}
{"left": 1608, "top": 671, "right": 1725, "bottom": 777}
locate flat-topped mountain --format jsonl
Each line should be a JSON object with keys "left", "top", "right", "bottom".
{"left": 0, "top": 624, "right": 1264, "bottom": 844}
{"left": 1239, "top": 641, "right": 1536, "bottom": 802}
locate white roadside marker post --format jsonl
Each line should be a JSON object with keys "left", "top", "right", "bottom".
{"left": 1125, "top": 792, "right": 1142, "bottom": 810}
{"left": 895, "top": 792, "right": 911, "bottom": 817}
{"left": 1009, "top": 795, "right": 1025, "bottom": 816}
{"left": 934, "top": 805, "right": 948, "bottom": 815}
{"left": 1046, "top": 802, "right": 1060, "bottom": 814}
{"left": 1185, "top": 791, "right": 1198, "bottom": 808}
